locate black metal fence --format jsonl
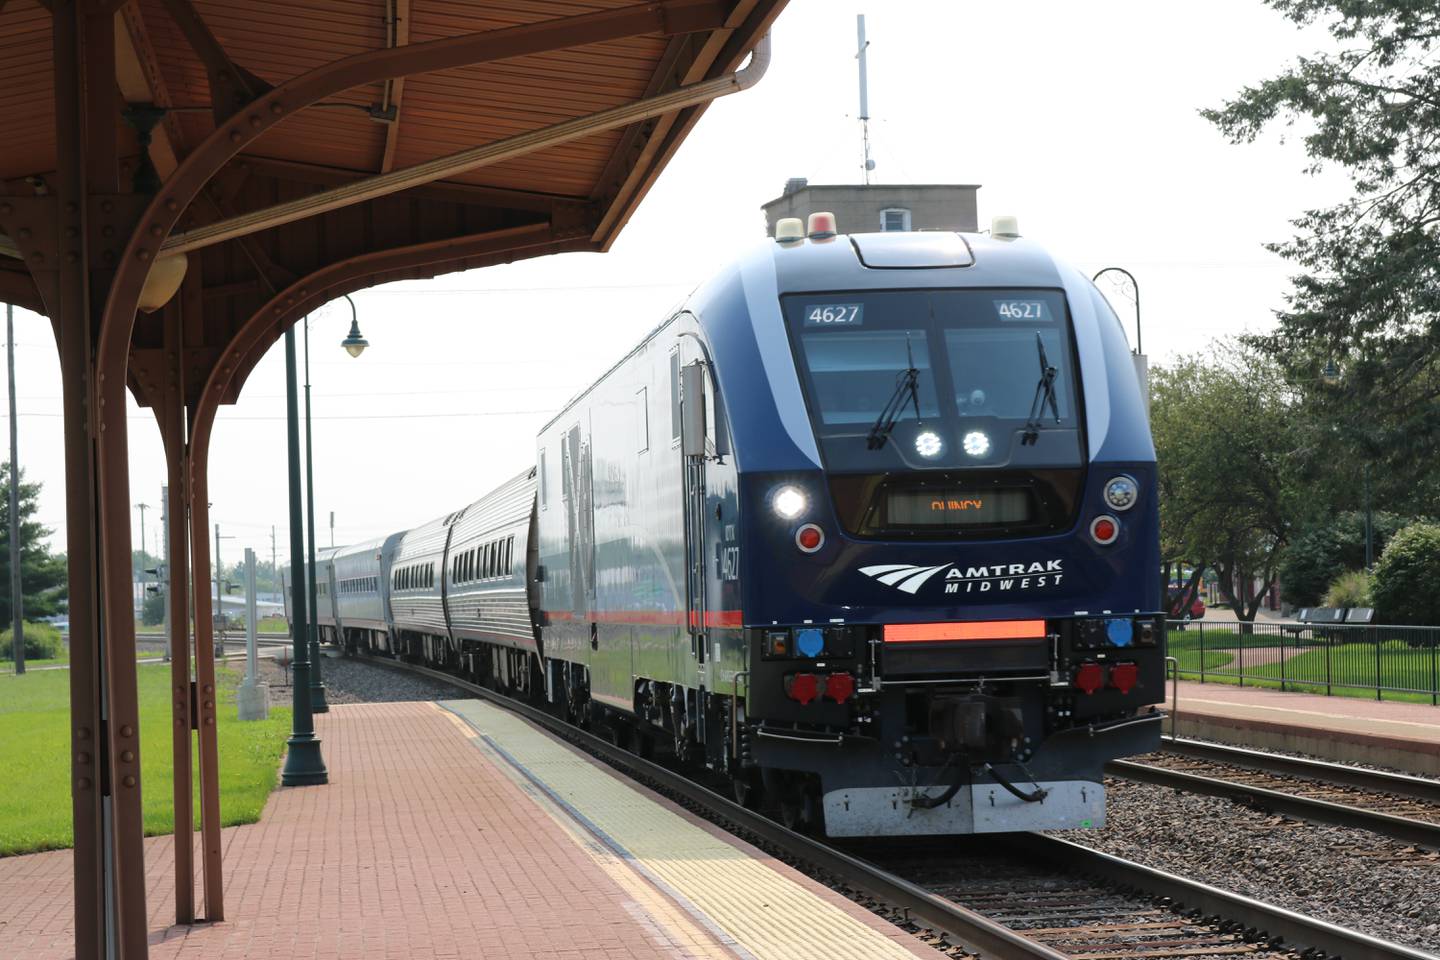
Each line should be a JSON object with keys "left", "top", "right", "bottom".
{"left": 1166, "top": 619, "right": 1440, "bottom": 703}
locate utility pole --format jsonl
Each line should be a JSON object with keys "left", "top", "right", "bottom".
{"left": 6, "top": 302, "right": 23, "bottom": 675}
{"left": 856, "top": 15, "right": 874, "bottom": 185}
{"left": 161, "top": 485, "right": 170, "bottom": 662}
{"left": 329, "top": 511, "right": 334, "bottom": 549}
{"left": 135, "top": 502, "right": 149, "bottom": 618}
{"left": 270, "top": 525, "right": 277, "bottom": 602}
{"left": 213, "top": 524, "right": 234, "bottom": 656}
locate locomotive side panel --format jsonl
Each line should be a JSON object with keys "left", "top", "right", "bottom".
{"left": 537, "top": 317, "right": 693, "bottom": 711}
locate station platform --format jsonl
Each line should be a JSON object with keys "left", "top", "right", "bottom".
{"left": 0, "top": 699, "right": 943, "bottom": 960}
{"left": 1171, "top": 680, "right": 1440, "bottom": 776}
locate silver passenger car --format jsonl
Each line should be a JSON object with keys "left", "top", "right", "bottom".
{"left": 331, "top": 533, "right": 403, "bottom": 652}
{"left": 390, "top": 513, "right": 448, "bottom": 655}
{"left": 444, "top": 469, "right": 538, "bottom": 658}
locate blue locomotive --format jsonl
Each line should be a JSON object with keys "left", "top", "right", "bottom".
{"left": 287, "top": 215, "right": 1165, "bottom": 836}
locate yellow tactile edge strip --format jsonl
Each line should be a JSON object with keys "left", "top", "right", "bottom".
{"left": 440, "top": 699, "right": 922, "bottom": 960}
{"left": 431, "top": 702, "right": 736, "bottom": 959}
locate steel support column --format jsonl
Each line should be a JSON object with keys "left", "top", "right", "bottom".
{"left": 185, "top": 449, "right": 225, "bottom": 920}
{"left": 53, "top": 2, "right": 149, "bottom": 956}
{"left": 161, "top": 281, "right": 194, "bottom": 923}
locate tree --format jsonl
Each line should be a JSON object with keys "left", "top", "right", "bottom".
{"left": 0, "top": 462, "right": 67, "bottom": 625}
{"left": 1278, "top": 510, "right": 1413, "bottom": 605}
{"left": 1151, "top": 350, "right": 1302, "bottom": 621}
{"left": 1205, "top": 2, "right": 1440, "bottom": 492}
{"left": 1370, "top": 522, "right": 1440, "bottom": 624}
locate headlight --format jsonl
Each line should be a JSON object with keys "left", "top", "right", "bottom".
{"left": 914, "top": 431, "right": 944, "bottom": 458}
{"left": 772, "top": 485, "right": 807, "bottom": 519}
{"left": 1103, "top": 475, "right": 1139, "bottom": 511}
{"left": 963, "top": 431, "right": 990, "bottom": 457}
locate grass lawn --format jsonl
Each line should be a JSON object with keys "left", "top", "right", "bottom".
{"left": 0, "top": 662, "right": 292, "bottom": 856}
{"left": 1164, "top": 630, "right": 1440, "bottom": 705}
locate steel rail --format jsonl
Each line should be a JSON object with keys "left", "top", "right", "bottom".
{"left": 1108, "top": 758, "right": 1440, "bottom": 850}
{"left": 1161, "top": 735, "right": 1440, "bottom": 805}
{"left": 1008, "top": 833, "right": 1438, "bottom": 960}
{"left": 357, "top": 655, "right": 1069, "bottom": 960}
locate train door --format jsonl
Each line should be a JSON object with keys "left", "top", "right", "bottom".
{"left": 562, "top": 422, "right": 596, "bottom": 649}
{"left": 679, "top": 356, "right": 712, "bottom": 668}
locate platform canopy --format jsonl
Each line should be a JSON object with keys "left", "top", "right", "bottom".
{"left": 0, "top": 2, "right": 782, "bottom": 957}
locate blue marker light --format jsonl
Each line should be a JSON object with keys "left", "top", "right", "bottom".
{"left": 1106, "top": 619, "right": 1133, "bottom": 647}
{"left": 795, "top": 628, "right": 825, "bottom": 658}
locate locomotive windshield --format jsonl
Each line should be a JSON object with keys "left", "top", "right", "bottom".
{"left": 783, "top": 289, "right": 1081, "bottom": 469}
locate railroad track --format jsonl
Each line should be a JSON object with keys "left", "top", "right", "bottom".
{"left": 356, "top": 653, "right": 1435, "bottom": 960}
{"left": 1107, "top": 738, "right": 1440, "bottom": 851}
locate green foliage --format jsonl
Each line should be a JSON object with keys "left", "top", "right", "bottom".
{"left": 1370, "top": 522, "right": 1440, "bottom": 625}
{"left": 1151, "top": 348, "right": 1300, "bottom": 620}
{"left": 0, "top": 463, "right": 67, "bottom": 625}
{"left": 1279, "top": 511, "right": 1412, "bottom": 605}
{"left": 0, "top": 663, "right": 291, "bottom": 856}
{"left": 140, "top": 590, "right": 166, "bottom": 626}
{"left": 1205, "top": 3, "right": 1440, "bottom": 501}
{"left": 0, "top": 621, "right": 63, "bottom": 661}
{"left": 1323, "top": 569, "right": 1372, "bottom": 608}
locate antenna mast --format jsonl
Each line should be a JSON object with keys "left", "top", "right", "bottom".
{"left": 856, "top": 14, "right": 874, "bottom": 184}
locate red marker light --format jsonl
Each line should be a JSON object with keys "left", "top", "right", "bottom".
{"left": 786, "top": 673, "right": 819, "bottom": 705}
{"left": 795, "top": 523, "right": 824, "bottom": 553}
{"left": 1109, "top": 662, "right": 1139, "bottom": 694}
{"left": 1074, "top": 662, "right": 1106, "bottom": 695}
{"left": 1090, "top": 515, "right": 1119, "bottom": 545}
{"left": 807, "top": 211, "right": 837, "bottom": 238}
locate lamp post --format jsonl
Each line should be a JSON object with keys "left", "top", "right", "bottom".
{"left": 1322, "top": 365, "right": 1376, "bottom": 571}
{"left": 302, "top": 315, "right": 328, "bottom": 714}
{"left": 303, "top": 294, "right": 367, "bottom": 714}
{"left": 1092, "top": 266, "right": 1141, "bottom": 354}
{"left": 281, "top": 323, "right": 327, "bottom": 786}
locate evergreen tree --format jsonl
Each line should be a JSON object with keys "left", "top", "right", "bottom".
{"left": 0, "top": 462, "right": 68, "bottom": 624}
{"left": 1205, "top": 2, "right": 1440, "bottom": 495}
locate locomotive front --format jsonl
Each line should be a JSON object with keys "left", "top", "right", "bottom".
{"left": 713, "top": 226, "right": 1165, "bottom": 835}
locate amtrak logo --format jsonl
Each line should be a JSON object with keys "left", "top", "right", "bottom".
{"left": 861, "top": 560, "right": 1065, "bottom": 596}
{"left": 858, "top": 563, "right": 953, "bottom": 595}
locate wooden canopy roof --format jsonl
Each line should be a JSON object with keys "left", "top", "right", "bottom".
{"left": 0, "top": 0, "right": 782, "bottom": 409}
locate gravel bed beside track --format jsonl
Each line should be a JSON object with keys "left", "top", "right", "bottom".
{"left": 1057, "top": 777, "right": 1440, "bottom": 952}
{"left": 258, "top": 653, "right": 456, "bottom": 705}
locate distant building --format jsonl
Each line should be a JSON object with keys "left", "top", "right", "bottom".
{"left": 761, "top": 178, "right": 979, "bottom": 237}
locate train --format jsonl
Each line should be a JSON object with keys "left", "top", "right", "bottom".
{"left": 284, "top": 213, "right": 1165, "bottom": 837}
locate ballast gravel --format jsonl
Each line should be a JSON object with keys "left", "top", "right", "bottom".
{"left": 259, "top": 653, "right": 458, "bottom": 705}
{"left": 1055, "top": 776, "right": 1440, "bottom": 952}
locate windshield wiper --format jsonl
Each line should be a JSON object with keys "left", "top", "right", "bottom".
{"left": 867, "top": 336, "right": 923, "bottom": 450}
{"left": 1022, "top": 332, "right": 1060, "bottom": 446}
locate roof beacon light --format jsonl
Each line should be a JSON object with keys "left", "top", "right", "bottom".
{"left": 775, "top": 217, "right": 805, "bottom": 243}
{"left": 807, "top": 211, "right": 838, "bottom": 239}
{"left": 991, "top": 215, "right": 1020, "bottom": 239}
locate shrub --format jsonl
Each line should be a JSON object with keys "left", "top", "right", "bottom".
{"left": 0, "top": 621, "right": 64, "bottom": 661}
{"left": 1370, "top": 522, "right": 1440, "bottom": 625}
{"left": 1280, "top": 511, "right": 1411, "bottom": 606}
{"left": 1322, "top": 569, "right": 1371, "bottom": 609}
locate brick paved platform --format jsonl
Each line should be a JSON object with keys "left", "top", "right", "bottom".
{"left": 1170, "top": 680, "right": 1440, "bottom": 775}
{"left": 0, "top": 700, "right": 944, "bottom": 960}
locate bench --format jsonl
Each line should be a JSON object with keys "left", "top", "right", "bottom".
{"left": 1280, "top": 606, "right": 1347, "bottom": 638}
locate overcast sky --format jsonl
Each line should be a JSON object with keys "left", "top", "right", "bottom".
{"left": 5, "top": 0, "right": 1352, "bottom": 566}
